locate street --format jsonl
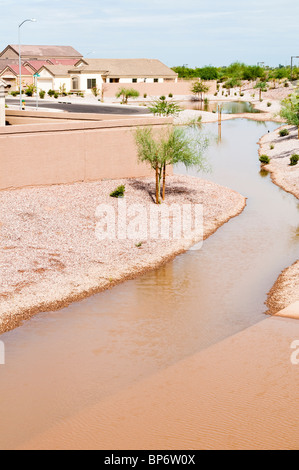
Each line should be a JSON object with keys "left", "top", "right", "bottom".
{"left": 6, "top": 99, "right": 150, "bottom": 115}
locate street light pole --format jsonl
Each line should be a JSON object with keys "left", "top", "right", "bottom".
{"left": 291, "top": 56, "right": 299, "bottom": 81}
{"left": 18, "top": 18, "right": 36, "bottom": 110}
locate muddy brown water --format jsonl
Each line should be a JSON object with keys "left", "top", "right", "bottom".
{"left": 0, "top": 119, "right": 298, "bottom": 449}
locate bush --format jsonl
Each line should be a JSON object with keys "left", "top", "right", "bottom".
{"left": 259, "top": 155, "right": 270, "bottom": 165}
{"left": 168, "top": 93, "right": 173, "bottom": 98}
{"left": 267, "top": 102, "right": 272, "bottom": 107}
{"left": 48, "top": 89, "right": 55, "bottom": 97}
{"left": 10, "top": 91, "right": 18, "bottom": 97}
{"left": 159, "top": 96, "right": 166, "bottom": 101}
{"left": 279, "top": 128, "right": 289, "bottom": 137}
{"left": 284, "top": 82, "right": 289, "bottom": 87}
{"left": 143, "top": 93, "right": 147, "bottom": 99}
{"left": 54, "top": 92, "right": 59, "bottom": 99}
{"left": 240, "top": 93, "right": 244, "bottom": 97}
{"left": 290, "top": 154, "right": 299, "bottom": 166}
{"left": 25, "top": 85, "right": 35, "bottom": 97}
{"left": 110, "top": 185, "right": 125, "bottom": 198}
{"left": 39, "top": 90, "right": 45, "bottom": 99}
{"left": 214, "top": 92, "right": 218, "bottom": 96}
{"left": 270, "top": 144, "right": 274, "bottom": 150}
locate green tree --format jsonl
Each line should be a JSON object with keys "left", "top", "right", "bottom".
{"left": 280, "top": 92, "right": 299, "bottom": 139}
{"left": 116, "top": 87, "right": 140, "bottom": 104}
{"left": 191, "top": 80, "right": 209, "bottom": 101}
{"left": 147, "top": 96, "right": 181, "bottom": 116}
{"left": 135, "top": 126, "right": 209, "bottom": 204}
{"left": 254, "top": 81, "right": 268, "bottom": 101}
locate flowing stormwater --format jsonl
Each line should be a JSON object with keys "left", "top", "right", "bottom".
{"left": 0, "top": 119, "right": 298, "bottom": 449}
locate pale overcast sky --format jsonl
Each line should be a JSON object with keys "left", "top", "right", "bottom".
{"left": 0, "top": 0, "right": 298, "bottom": 67}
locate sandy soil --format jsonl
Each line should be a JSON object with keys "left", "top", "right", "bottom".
{"left": 19, "top": 315, "right": 299, "bottom": 450}
{"left": 0, "top": 175, "right": 245, "bottom": 334}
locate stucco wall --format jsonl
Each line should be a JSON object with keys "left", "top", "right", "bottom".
{"left": 102, "top": 80, "right": 217, "bottom": 99}
{"left": 0, "top": 114, "right": 172, "bottom": 190}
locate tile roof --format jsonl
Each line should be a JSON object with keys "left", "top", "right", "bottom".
{"left": 0, "top": 64, "right": 33, "bottom": 75}
{"left": 80, "top": 58, "right": 178, "bottom": 77}
{"left": 9, "top": 45, "right": 82, "bottom": 58}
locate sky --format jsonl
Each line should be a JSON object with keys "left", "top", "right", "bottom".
{"left": 0, "top": 0, "right": 298, "bottom": 68}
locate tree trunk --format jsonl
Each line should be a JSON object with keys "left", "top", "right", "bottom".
{"left": 162, "top": 163, "right": 166, "bottom": 200}
{"left": 259, "top": 88, "right": 262, "bottom": 101}
{"left": 155, "top": 164, "right": 160, "bottom": 204}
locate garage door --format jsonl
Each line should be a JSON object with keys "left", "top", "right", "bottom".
{"left": 37, "top": 79, "right": 53, "bottom": 93}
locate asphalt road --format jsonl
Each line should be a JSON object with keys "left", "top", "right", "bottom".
{"left": 6, "top": 99, "right": 150, "bottom": 115}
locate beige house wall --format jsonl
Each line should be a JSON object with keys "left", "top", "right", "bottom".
{"left": 0, "top": 114, "right": 172, "bottom": 190}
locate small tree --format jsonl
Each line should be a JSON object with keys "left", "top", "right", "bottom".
{"left": 116, "top": 87, "right": 140, "bottom": 104}
{"left": 191, "top": 80, "right": 209, "bottom": 102}
{"left": 147, "top": 96, "right": 181, "bottom": 117}
{"left": 280, "top": 92, "right": 299, "bottom": 139}
{"left": 59, "top": 83, "right": 67, "bottom": 96}
{"left": 254, "top": 81, "right": 268, "bottom": 101}
{"left": 135, "top": 126, "right": 209, "bottom": 204}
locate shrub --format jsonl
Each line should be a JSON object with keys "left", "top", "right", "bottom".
{"left": 91, "top": 86, "right": 99, "bottom": 97}
{"left": 240, "top": 93, "right": 244, "bottom": 97}
{"left": 267, "top": 102, "right": 272, "bottom": 107}
{"left": 279, "top": 128, "right": 289, "bottom": 137}
{"left": 284, "top": 81, "right": 289, "bottom": 87}
{"left": 54, "top": 92, "right": 59, "bottom": 99}
{"left": 48, "top": 89, "right": 55, "bottom": 97}
{"left": 110, "top": 185, "right": 125, "bottom": 198}
{"left": 159, "top": 95, "right": 166, "bottom": 101}
{"left": 10, "top": 91, "right": 18, "bottom": 97}
{"left": 234, "top": 92, "right": 237, "bottom": 96}
{"left": 259, "top": 155, "right": 270, "bottom": 165}
{"left": 290, "top": 154, "right": 299, "bottom": 166}
{"left": 168, "top": 93, "right": 173, "bottom": 98}
{"left": 143, "top": 93, "right": 147, "bottom": 99}
{"left": 214, "top": 92, "right": 218, "bottom": 96}
{"left": 25, "top": 85, "right": 35, "bottom": 97}
{"left": 39, "top": 90, "right": 45, "bottom": 99}
{"left": 270, "top": 144, "right": 274, "bottom": 150}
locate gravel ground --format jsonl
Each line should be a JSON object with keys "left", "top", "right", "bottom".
{"left": 267, "top": 260, "right": 299, "bottom": 314}
{"left": 0, "top": 175, "right": 245, "bottom": 333}
{"left": 259, "top": 124, "right": 299, "bottom": 199}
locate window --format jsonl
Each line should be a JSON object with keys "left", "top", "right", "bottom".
{"left": 87, "top": 78, "right": 97, "bottom": 89}
{"left": 154, "top": 78, "right": 159, "bottom": 83}
{"left": 110, "top": 78, "right": 120, "bottom": 83}
{"left": 132, "top": 78, "right": 137, "bottom": 83}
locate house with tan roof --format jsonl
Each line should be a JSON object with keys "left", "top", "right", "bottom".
{"left": 0, "top": 45, "right": 83, "bottom": 61}
{"left": 35, "top": 58, "right": 178, "bottom": 94}
{"left": 0, "top": 44, "right": 178, "bottom": 96}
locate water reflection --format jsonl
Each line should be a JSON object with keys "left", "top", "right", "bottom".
{"left": 182, "top": 100, "right": 261, "bottom": 114}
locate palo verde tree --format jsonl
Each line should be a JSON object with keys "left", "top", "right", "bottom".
{"left": 135, "top": 126, "right": 209, "bottom": 204}
{"left": 280, "top": 91, "right": 299, "bottom": 139}
{"left": 116, "top": 87, "right": 140, "bottom": 104}
{"left": 147, "top": 96, "right": 181, "bottom": 117}
{"left": 191, "top": 80, "right": 209, "bottom": 102}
